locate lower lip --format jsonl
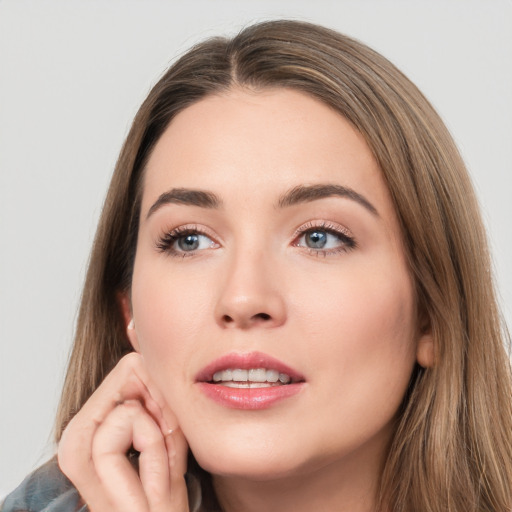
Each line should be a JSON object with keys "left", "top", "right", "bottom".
{"left": 197, "top": 382, "right": 304, "bottom": 409}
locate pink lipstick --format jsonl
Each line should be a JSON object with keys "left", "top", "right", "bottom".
{"left": 195, "top": 351, "right": 305, "bottom": 409}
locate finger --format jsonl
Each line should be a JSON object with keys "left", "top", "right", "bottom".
{"left": 166, "top": 427, "right": 190, "bottom": 511}
{"left": 135, "top": 353, "right": 181, "bottom": 437}
{"left": 133, "top": 409, "right": 176, "bottom": 512}
{"left": 93, "top": 400, "right": 171, "bottom": 512}
{"left": 58, "top": 417, "right": 115, "bottom": 512}
{"left": 61, "top": 354, "right": 165, "bottom": 466}
{"left": 80, "top": 353, "right": 169, "bottom": 433}
{"left": 58, "top": 353, "right": 165, "bottom": 510}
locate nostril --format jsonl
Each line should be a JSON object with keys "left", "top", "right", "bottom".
{"left": 254, "top": 313, "right": 271, "bottom": 321}
{"left": 219, "top": 312, "right": 273, "bottom": 327}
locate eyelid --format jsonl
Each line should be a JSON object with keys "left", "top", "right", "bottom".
{"left": 292, "top": 220, "right": 357, "bottom": 255}
{"left": 292, "top": 220, "right": 354, "bottom": 240}
{"left": 155, "top": 223, "right": 221, "bottom": 255}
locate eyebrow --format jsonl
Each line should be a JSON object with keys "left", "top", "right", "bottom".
{"left": 277, "top": 184, "right": 378, "bottom": 216}
{"left": 146, "top": 183, "right": 378, "bottom": 219}
{"left": 146, "top": 188, "right": 222, "bottom": 219}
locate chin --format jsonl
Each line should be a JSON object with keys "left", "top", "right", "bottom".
{"left": 190, "top": 440, "right": 308, "bottom": 481}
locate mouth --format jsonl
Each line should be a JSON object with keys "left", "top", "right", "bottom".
{"left": 196, "top": 351, "right": 305, "bottom": 409}
{"left": 211, "top": 368, "right": 293, "bottom": 388}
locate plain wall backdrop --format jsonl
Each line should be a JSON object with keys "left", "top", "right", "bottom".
{"left": 1, "top": 0, "right": 511, "bottom": 498}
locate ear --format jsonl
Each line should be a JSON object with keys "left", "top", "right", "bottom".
{"left": 414, "top": 305, "right": 435, "bottom": 368}
{"left": 415, "top": 309, "right": 434, "bottom": 367}
{"left": 416, "top": 331, "right": 434, "bottom": 368}
{"left": 117, "top": 291, "right": 140, "bottom": 352}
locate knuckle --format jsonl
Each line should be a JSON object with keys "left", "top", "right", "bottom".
{"left": 92, "top": 401, "right": 143, "bottom": 457}
{"left": 57, "top": 435, "right": 78, "bottom": 478}
{"left": 119, "top": 352, "right": 142, "bottom": 372}
{"left": 119, "top": 398, "right": 144, "bottom": 413}
{"left": 137, "top": 428, "right": 163, "bottom": 450}
{"left": 57, "top": 444, "right": 71, "bottom": 474}
{"left": 58, "top": 420, "right": 82, "bottom": 476}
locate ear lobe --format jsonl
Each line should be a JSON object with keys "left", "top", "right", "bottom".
{"left": 117, "top": 291, "right": 140, "bottom": 352}
{"left": 416, "top": 331, "right": 435, "bottom": 368}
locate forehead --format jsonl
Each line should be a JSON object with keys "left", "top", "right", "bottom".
{"left": 141, "top": 87, "right": 393, "bottom": 220}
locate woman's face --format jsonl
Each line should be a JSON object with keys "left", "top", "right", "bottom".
{"left": 128, "top": 88, "right": 431, "bottom": 481}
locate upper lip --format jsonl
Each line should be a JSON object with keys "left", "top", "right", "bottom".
{"left": 195, "top": 351, "right": 305, "bottom": 383}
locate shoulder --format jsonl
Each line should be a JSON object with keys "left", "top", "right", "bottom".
{"left": 1, "top": 458, "right": 86, "bottom": 512}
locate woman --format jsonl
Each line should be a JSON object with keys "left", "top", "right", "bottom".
{"left": 3, "top": 19, "right": 511, "bottom": 512}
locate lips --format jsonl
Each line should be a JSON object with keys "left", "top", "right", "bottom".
{"left": 196, "top": 351, "right": 304, "bottom": 383}
{"left": 195, "top": 351, "right": 305, "bottom": 409}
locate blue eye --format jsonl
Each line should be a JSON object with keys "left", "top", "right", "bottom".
{"left": 304, "top": 230, "right": 329, "bottom": 248}
{"left": 176, "top": 233, "right": 207, "bottom": 251}
{"left": 295, "top": 224, "right": 356, "bottom": 255}
{"left": 157, "top": 228, "right": 217, "bottom": 255}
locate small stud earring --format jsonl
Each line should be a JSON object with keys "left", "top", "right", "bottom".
{"left": 127, "top": 318, "right": 135, "bottom": 330}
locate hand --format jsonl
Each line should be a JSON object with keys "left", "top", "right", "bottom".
{"left": 58, "top": 353, "right": 189, "bottom": 512}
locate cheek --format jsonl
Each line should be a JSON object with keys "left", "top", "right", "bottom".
{"left": 292, "top": 261, "right": 417, "bottom": 393}
{"left": 130, "top": 261, "right": 212, "bottom": 389}
{"left": 285, "top": 262, "right": 418, "bottom": 455}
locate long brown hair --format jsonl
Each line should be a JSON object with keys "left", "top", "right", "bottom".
{"left": 56, "top": 20, "right": 512, "bottom": 511}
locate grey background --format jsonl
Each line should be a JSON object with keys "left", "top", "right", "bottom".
{"left": 1, "top": 0, "right": 511, "bottom": 497}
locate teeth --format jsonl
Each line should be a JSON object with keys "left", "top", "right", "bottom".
{"left": 211, "top": 368, "right": 292, "bottom": 385}
{"left": 232, "top": 369, "right": 248, "bottom": 381}
{"left": 213, "top": 369, "right": 232, "bottom": 382}
{"left": 266, "top": 369, "right": 279, "bottom": 382}
{"left": 279, "top": 373, "right": 291, "bottom": 384}
{"left": 222, "top": 382, "right": 273, "bottom": 388}
{"left": 248, "top": 368, "right": 266, "bottom": 382}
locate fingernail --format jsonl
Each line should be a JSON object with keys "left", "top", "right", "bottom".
{"left": 161, "top": 416, "right": 173, "bottom": 435}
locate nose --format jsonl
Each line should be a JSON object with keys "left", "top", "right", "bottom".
{"left": 214, "top": 249, "right": 287, "bottom": 330}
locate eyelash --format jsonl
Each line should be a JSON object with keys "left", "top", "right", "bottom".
{"left": 292, "top": 221, "right": 357, "bottom": 257}
{"left": 155, "top": 221, "right": 357, "bottom": 258}
{"left": 155, "top": 225, "right": 217, "bottom": 258}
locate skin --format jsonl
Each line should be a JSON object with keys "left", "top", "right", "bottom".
{"left": 59, "top": 87, "right": 433, "bottom": 512}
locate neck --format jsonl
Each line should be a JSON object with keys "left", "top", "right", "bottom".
{"left": 211, "top": 444, "right": 387, "bottom": 512}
